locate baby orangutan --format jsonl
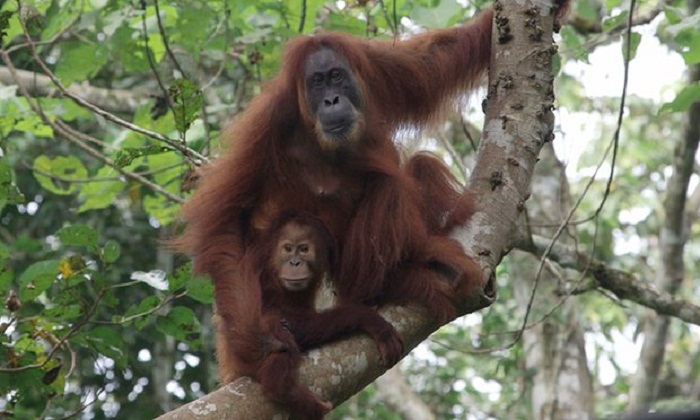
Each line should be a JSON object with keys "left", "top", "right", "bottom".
{"left": 218, "top": 213, "right": 403, "bottom": 419}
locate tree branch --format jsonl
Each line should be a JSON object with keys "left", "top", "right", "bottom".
{"left": 0, "top": 66, "right": 147, "bottom": 114}
{"left": 14, "top": 17, "right": 207, "bottom": 166}
{"left": 519, "top": 235, "right": 700, "bottom": 327}
{"left": 0, "top": 51, "right": 185, "bottom": 204}
{"left": 568, "top": 0, "right": 670, "bottom": 35}
{"left": 157, "top": 305, "right": 475, "bottom": 419}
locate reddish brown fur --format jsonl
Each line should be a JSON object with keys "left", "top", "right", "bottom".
{"left": 176, "top": 10, "right": 493, "bottom": 392}
{"left": 405, "top": 151, "right": 477, "bottom": 236}
{"left": 222, "top": 214, "right": 402, "bottom": 419}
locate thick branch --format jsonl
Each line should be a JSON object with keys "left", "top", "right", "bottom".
{"left": 0, "top": 66, "right": 146, "bottom": 114}
{"left": 157, "top": 304, "right": 488, "bottom": 419}
{"left": 521, "top": 235, "right": 700, "bottom": 326}
{"left": 568, "top": 0, "right": 670, "bottom": 35}
{"left": 452, "top": 0, "right": 559, "bottom": 289}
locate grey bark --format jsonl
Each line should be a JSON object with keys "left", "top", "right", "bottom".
{"left": 627, "top": 13, "right": 700, "bottom": 411}
{"left": 520, "top": 235, "right": 700, "bottom": 326}
{"left": 513, "top": 145, "right": 593, "bottom": 420}
{"left": 375, "top": 365, "right": 436, "bottom": 420}
{"left": 0, "top": 65, "right": 148, "bottom": 114}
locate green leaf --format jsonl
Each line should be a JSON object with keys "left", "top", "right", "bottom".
{"left": 0, "top": 262, "right": 13, "bottom": 296}
{"left": 144, "top": 194, "right": 180, "bottom": 226}
{"left": 101, "top": 9, "right": 130, "bottom": 37}
{"left": 169, "top": 78, "right": 203, "bottom": 133}
{"left": 665, "top": 11, "right": 700, "bottom": 64}
{"left": 412, "top": 0, "right": 462, "bottom": 29}
{"left": 57, "top": 225, "right": 99, "bottom": 248}
{"left": 601, "top": 11, "right": 628, "bottom": 32}
{"left": 604, "top": 0, "right": 623, "bottom": 13}
{"left": 682, "top": 44, "right": 700, "bottom": 65}
{"left": 663, "top": 6, "right": 685, "bottom": 25}
{"left": 102, "top": 240, "right": 121, "bottom": 264}
{"left": 42, "top": 362, "right": 65, "bottom": 395}
{"left": 114, "top": 145, "right": 169, "bottom": 168}
{"left": 12, "top": 113, "right": 53, "bottom": 137}
{"left": 0, "top": 157, "right": 25, "bottom": 208}
{"left": 148, "top": 151, "right": 182, "bottom": 191}
{"left": 40, "top": 3, "right": 80, "bottom": 40}
{"left": 120, "top": 295, "right": 160, "bottom": 330}
{"left": 658, "top": 84, "right": 700, "bottom": 114}
{"left": 0, "top": 10, "right": 12, "bottom": 46}
{"left": 112, "top": 25, "right": 151, "bottom": 73}
{"left": 156, "top": 306, "right": 200, "bottom": 341}
{"left": 622, "top": 31, "right": 641, "bottom": 62}
{"left": 44, "top": 304, "right": 82, "bottom": 321}
{"left": 33, "top": 155, "right": 88, "bottom": 196}
{"left": 576, "top": 0, "right": 601, "bottom": 21}
{"left": 18, "top": 260, "right": 60, "bottom": 301}
{"left": 551, "top": 53, "right": 562, "bottom": 76}
{"left": 168, "top": 264, "right": 191, "bottom": 291}
{"left": 78, "top": 167, "right": 125, "bottom": 212}
{"left": 84, "top": 327, "right": 127, "bottom": 368}
{"left": 54, "top": 42, "right": 109, "bottom": 86}
{"left": 560, "top": 26, "right": 589, "bottom": 62}
{"left": 185, "top": 275, "right": 213, "bottom": 304}
{"left": 666, "top": 9, "right": 700, "bottom": 37}
{"left": 323, "top": 12, "right": 368, "bottom": 36}
{"left": 14, "top": 334, "right": 46, "bottom": 355}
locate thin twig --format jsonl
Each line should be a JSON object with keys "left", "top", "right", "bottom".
{"left": 139, "top": 0, "right": 182, "bottom": 144}
{"left": 0, "top": 289, "right": 106, "bottom": 373}
{"left": 459, "top": 115, "right": 478, "bottom": 151}
{"left": 0, "top": 51, "right": 184, "bottom": 203}
{"left": 508, "top": 0, "right": 636, "bottom": 349}
{"left": 59, "top": 387, "right": 107, "bottom": 420}
{"left": 568, "top": 0, "right": 668, "bottom": 35}
{"left": 298, "top": 0, "right": 307, "bottom": 33}
{"left": 377, "top": 0, "right": 397, "bottom": 36}
{"left": 26, "top": 159, "right": 187, "bottom": 183}
{"left": 153, "top": 0, "right": 186, "bottom": 76}
{"left": 90, "top": 291, "right": 186, "bottom": 325}
{"left": 14, "top": 13, "right": 206, "bottom": 166}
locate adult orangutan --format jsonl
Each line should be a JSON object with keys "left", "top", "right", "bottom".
{"left": 224, "top": 213, "right": 403, "bottom": 419}
{"left": 176, "top": 9, "right": 497, "bottom": 385}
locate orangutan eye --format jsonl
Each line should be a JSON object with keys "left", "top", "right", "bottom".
{"left": 311, "top": 74, "right": 324, "bottom": 88}
{"left": 330, "top": 69, "right": 343, "bottom": 83}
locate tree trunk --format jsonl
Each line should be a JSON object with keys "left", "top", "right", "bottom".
{"left": 513, "top": 144, "right": 594, "bottom": 419}
{"left": 154, "top": 244, "right": 176, "bottom": 412}
{"left": 627, "top": 29, "right": 700, "bottom": 412}
{"left": 375, "top": 365, "right": 435, "bottom": 420}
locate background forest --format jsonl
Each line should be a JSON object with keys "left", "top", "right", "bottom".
{"left": 1, "top": 0, "right": 699, "bottom": 418}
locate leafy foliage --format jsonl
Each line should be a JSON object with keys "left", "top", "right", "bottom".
{"left": 0, "top": 0, "right": 698, "bottom": 418}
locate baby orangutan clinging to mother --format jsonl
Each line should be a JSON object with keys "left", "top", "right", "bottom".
{"left": 219, "top": 213, "right": 403, "bottom": 419}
